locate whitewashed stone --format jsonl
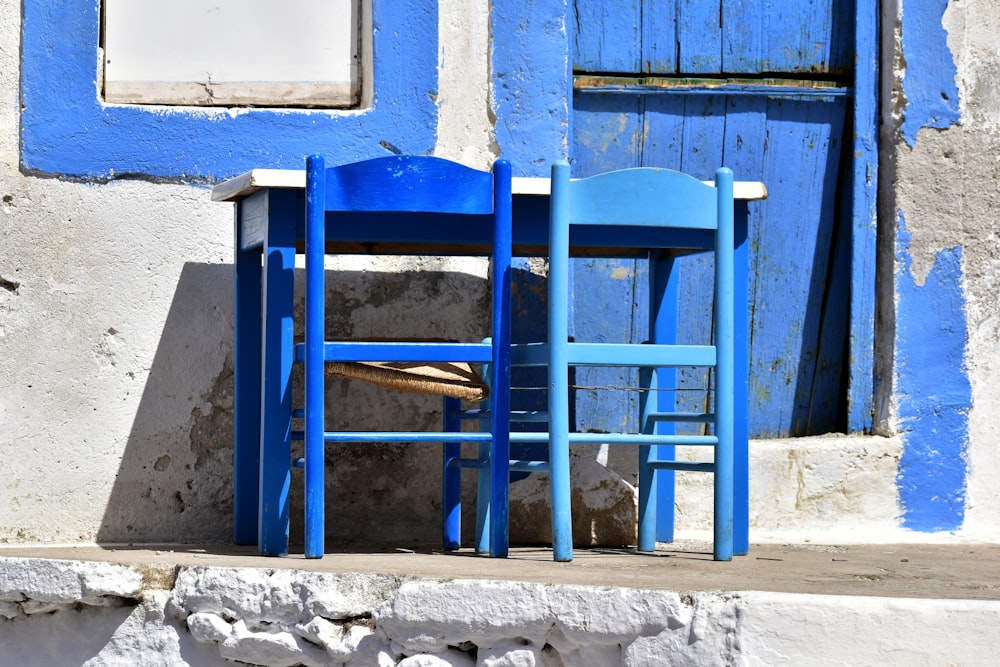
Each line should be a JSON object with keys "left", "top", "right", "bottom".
{"left": 375, "top": 580, "right": 553, "bottom": 653}
{"left": 0, "top": 600, "right": 20, "bottom": 619}
{"left": 0, "top": 558, "right": 142, "bottom": 606}
{"left": 621, "top": 593, "right": 743, "bottom": 667}
{"left": 537, "top": 644, "right": 567, "bottom": 667}
{"left": 186, "top": 611, "right": 232, "bottom": 643}
{"left": 551, "top": 644, "right": 621, "bottom": 667}
{"left": 477, "top": 640, "right": 541, "bottom": 667}
{"left": 171, "top": 566, "right": 403, "bottom": 625}
{"left": 546, "top": 585, "right": 689, "bottom": 647}
{"left": 302, "top": 572, "right": 408, "bottom": 620}
{"left": 297, "top": 615, "right": 375, "bottom": 662}
{"left": 3, "top": 555, "right": 1000, "bottom": 667}
{"left": 345, "top": 636, "right": 398, "bottom": 667}
{"left": 739, "top": 591, "right": 1000, "bottom": 666}
{"left": 297, "top": 615, "right": 343, "bottom": 649}
{"left": 397, "top": 648, "right": 476, "bottom": 667}
{"left": 82, "top": 591, "right": 231, "bottom": 667}
{"left": 219, "top": 619, "right": 329, "bottom": 667}
{"left": 20, "top": 600, "right": 71, "bottom": 615}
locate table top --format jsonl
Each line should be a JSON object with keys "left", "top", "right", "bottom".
{"left": 212, "top": 168, "right": 768, "bottom": 203}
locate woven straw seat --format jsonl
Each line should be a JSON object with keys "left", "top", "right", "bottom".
{"left": 325, "top": 360, "right": 488, "bottom": 401}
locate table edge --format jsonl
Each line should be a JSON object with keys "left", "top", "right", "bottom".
{"left": 212, "top": 169, "right": 768, "bottom": 202}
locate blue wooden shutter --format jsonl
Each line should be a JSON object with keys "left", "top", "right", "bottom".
{"left": 569, "top": 0, "right": 877, "bottom": 437}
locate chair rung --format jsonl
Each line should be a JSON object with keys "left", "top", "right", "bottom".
{"left": 292, "top": 456, "right": 551, "bottom": 472}
{"left": 511, "top": 342, "right": 716, "bottom": 367}
{"left": 511, "top": 460, "right": 551, "bottom": 472}
{"left": 445, "top": 458, "right": 551, "bottom": 473}
{"left": 294, "top": 341, "right": 492, "bottom": 364}
{"left": 647, "top": 460, "right": 716, "bottom": 473}
{"left": 449, "top": 409, "right": 547, "bottom": 423}
{"left": 567, "top": 343, "right": 716, "bottom": 367}
{"left": 325, "top": 431, "right": 494, "bottom": 443}
{"left": 646, "top": 411, "right": 715, "bottom": 423}
{"left": 512, "top": 410, "right": 549, "bottom": 423}
{"left": 291, "top": 430, "right": 493, "bottom": 443}
{"left": 510, "top": 343, "right": 549, "bottom": 367}
{"left": 509, "top": 432, "right": 718, "bottom": 446}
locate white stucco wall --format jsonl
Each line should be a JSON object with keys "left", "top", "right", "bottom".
{"left": 2, "top": 0, "right": 1000, "bottom": 551}
{"left": 0, "top": 1, "right": 498, "bottom": 547}
{"left": 938, "top": 0, "right": 1000, "bottom": 540}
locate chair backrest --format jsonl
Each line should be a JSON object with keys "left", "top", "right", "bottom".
{"left": 550, "top": 160, "right": 733, "bottom": 232}
{"left": 309, "top": 154, "right": 500, "bottom": 215}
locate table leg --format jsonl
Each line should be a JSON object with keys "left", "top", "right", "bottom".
{"left": 652, "top": 201, "right": 750, "bottom": 555}
{"left": 258, "top": 190, "right": 297, "bottom": 556}
{"left": 734, "top": 203, "right": 750, "bottom": 556}
{"left": 233, "top": 203, "right": 262, "bottom": 545}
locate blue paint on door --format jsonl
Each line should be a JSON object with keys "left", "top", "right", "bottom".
{"left": 894, "top": 215, "right": 970, "bottom": 532}
{"left": 570, "top": 88, "right": 851, "bottom": 438}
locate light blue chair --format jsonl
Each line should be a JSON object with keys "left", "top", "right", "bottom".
{"left": 512, "top": 160, "right": 737, "bottom": 562}
{"left": 297, "top": 154, "right": 513, "bottom": 559}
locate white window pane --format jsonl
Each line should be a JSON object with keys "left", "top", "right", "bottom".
{"left": 103, "top": 0, "right": 359, "bottom": 107}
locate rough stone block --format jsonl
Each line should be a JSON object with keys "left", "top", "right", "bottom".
{"left": 508, "top": 453, "right": 638, "bottom": 548}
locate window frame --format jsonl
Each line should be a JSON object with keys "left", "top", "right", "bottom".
{"left": 21, "top": 0, "right": 437, "bottom": 181}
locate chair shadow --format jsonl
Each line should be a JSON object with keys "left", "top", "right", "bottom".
{"left": 97, "top": 259, "right": 521, "bottom": 551}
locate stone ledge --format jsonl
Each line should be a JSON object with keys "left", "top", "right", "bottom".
{"left": 1, "top": 553, "right": 1000, "bottom": 666}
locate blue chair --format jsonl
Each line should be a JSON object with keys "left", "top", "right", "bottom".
{"left": 297, "top": 154, "right": 512, "bottom": 559}
{"left": 512, "top": 160, "right": 737, "bottom": 562}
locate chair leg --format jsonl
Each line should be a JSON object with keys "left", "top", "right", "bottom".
{"left": 475, "top": 440, "right": 491, "bottom": 554}
{"left": 650, "top": 252, "right": 678, "bottom": 544}
{"left": 713, "top": 168, "right": 735, "bottom": 562}
{"left": 442, "top": 397, "right": 462, "bottom": 551}
{"left": 488, "top": 403, "right": 511, "bottom": 558}
{"left": 547, "top": 282, "right": 572, "bottom": 561}
{"left": 637, "top": 444, "right": 657, "bottom": 552}
{"left": 548, "top": 164, "right": 573, "bottom": 562}
{"left": 475, "top": 355, "right": 493, "bottom": 555}
{"left": 637, "top": 367, "right": 656, "bottom": 552}
{"left": 303, "top": 156, "right": 326, "bottom": 560}
{"left": 548, "top": 430, "right": 572, "bottom": 561}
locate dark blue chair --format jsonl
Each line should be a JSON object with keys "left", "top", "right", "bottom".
{"left": 296, "top": 154, "right": 512, "bottom": 558}
{"left": 512, "top": 160, "right": 737, "bottom": 562}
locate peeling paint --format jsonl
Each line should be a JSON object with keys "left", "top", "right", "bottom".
{"left": 900, "top": 0, "right": 961, "bottom": 145}
{"left": 894, "top": 214, "right": 970, "bottom": 532}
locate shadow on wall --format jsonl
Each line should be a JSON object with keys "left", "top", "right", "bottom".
{"left": 97, "top": 262, "right": 236, "bottom": 544}
{"left": 97, "top": 261, "right": 506, "bottom": 548}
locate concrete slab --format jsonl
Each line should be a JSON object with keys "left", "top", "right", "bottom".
{"left": 2, "top": 541, "right": 998, "bottom": 601}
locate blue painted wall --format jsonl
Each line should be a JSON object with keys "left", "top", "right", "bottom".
{"left": 895, "top": 1, "right": 969, "bottom": 531}
{"left": 491, "top": 0, "right": 571, "bottom": 175}
{"left": 21, "top": 0, "right": 439, "bottom": 180}
{"left": 894, "top": 216, "right": 970, "bottom": 531}
{"left": 899, "top": 0, "right": 961, "bottom": 146}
